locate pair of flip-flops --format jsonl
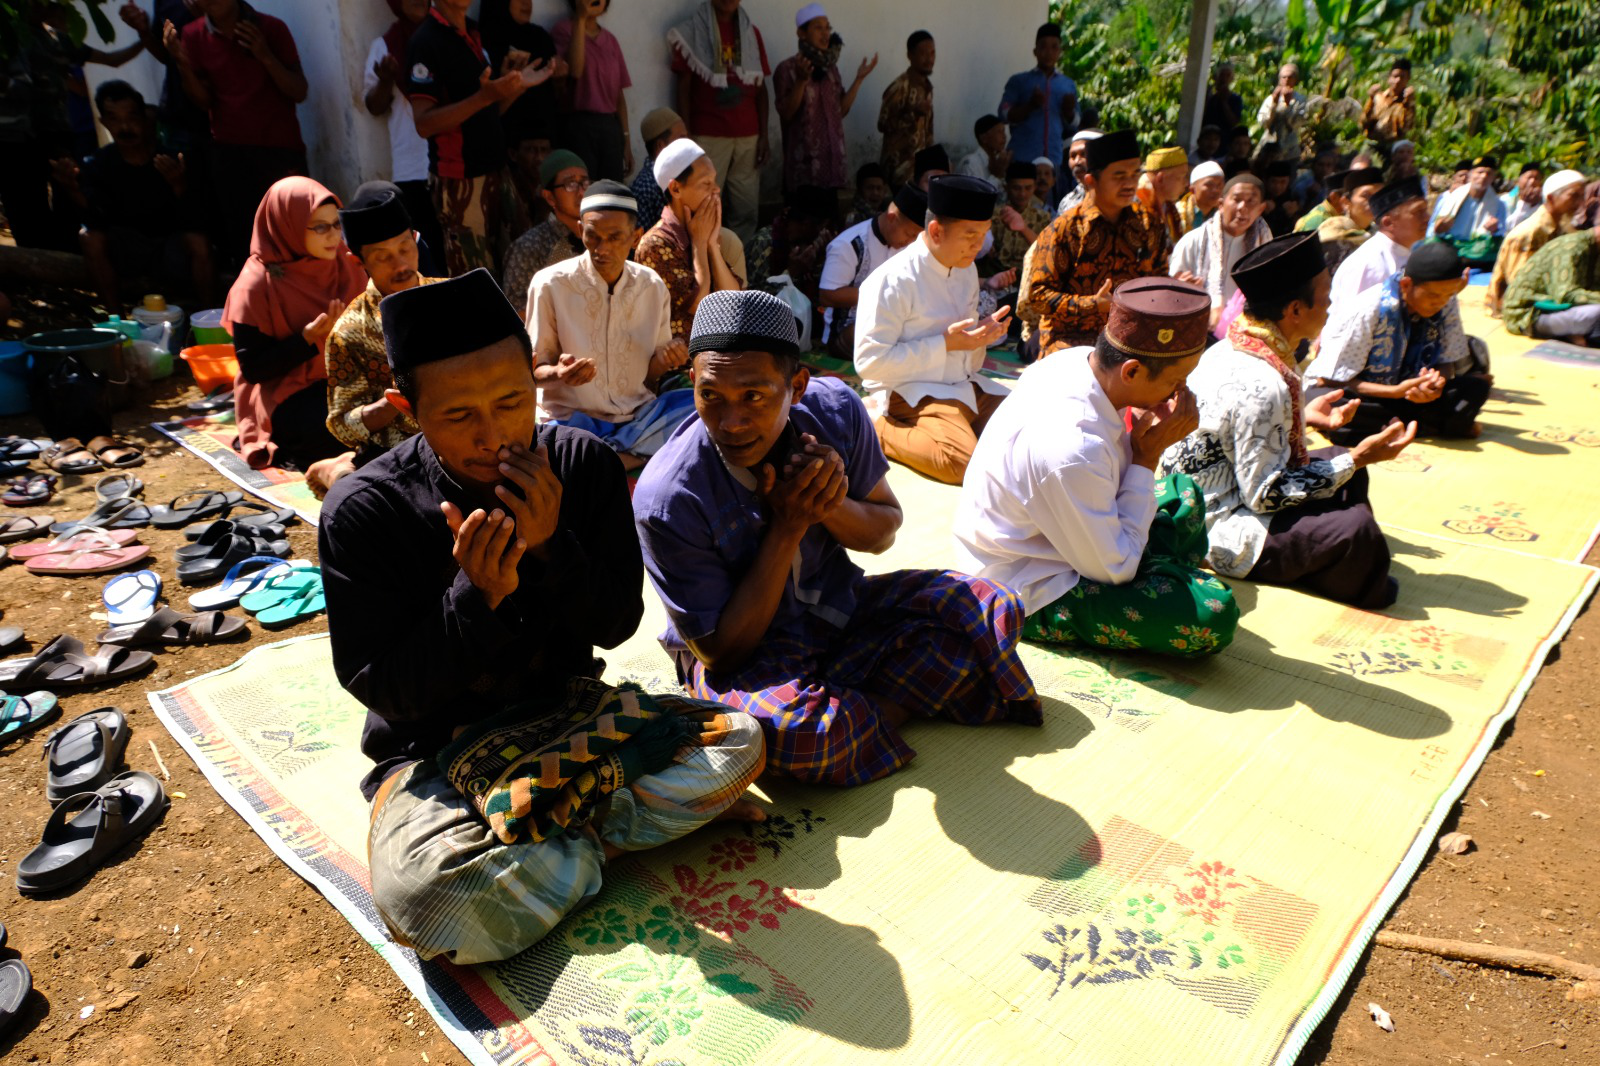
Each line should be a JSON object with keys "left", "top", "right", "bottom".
{"left": 0, "top": 635, "right": 152, "bottom": 692}
{"left": 188, "top": 556, "right": 307, "bottom": 610}
{"left": 16, "top": 769, "right": 166, "bottom": 896}
{"left": 2, "top": 473, "right": 57, "bottom": 506}
{"left": 181, "top": 502, "right": 295, "bottom": 541}
{"left": 239, "top": 565, "right": 325, "bottom": 629}
{"left": 0, "top": 690, "right": 60, "bottom": 744}
{"left": 22, "top": 528, "right": 149, "bottom": 577}
{"left": 150, "top": 489, "right": 245, "bottom": 530}
{"left": 177, "top": 529, "right": 289, "bottom": 587}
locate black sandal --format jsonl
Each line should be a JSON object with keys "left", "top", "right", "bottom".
{"left": 15, "top": 771, "right": 168, "bottom": 896}
{"left": 43, "top": 706, "right": 130, "bottom": 804}
{"left": 148, "top": 489, "right": 245, "bottom": 529}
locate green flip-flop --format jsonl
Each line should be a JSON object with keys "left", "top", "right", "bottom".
{"left": 238, "top": 565, "right": 320, "bottom": 615}
{"left": 0, "top": 690, "right": 61, "bottom": 743}
{"left": 253, "top": 574, "right": 326, "bottom": 630}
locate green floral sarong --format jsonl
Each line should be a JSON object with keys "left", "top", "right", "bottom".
{"left": 1023, "top": 472, "right": 1240, "bottom": 659}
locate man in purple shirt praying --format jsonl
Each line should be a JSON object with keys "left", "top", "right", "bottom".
{"left": 632, "top": 289, "right": 1043, "bottom": 787}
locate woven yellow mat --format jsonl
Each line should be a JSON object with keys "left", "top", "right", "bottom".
{"left": 147, "top": 292, "right": 1598, "bottom": 1066}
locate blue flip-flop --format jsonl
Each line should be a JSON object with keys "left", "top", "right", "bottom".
{"left": 102, "top": 569, "right": 162, "bottom": 626}
{"left": 188, "top": 556, "right": 306, "bottom": 612}
{"left": 0, "top": 690, "right": 60, "bottom": 743}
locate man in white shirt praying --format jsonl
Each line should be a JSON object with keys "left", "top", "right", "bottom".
{"left": 1327, "top": 176, "right": 1429, "bottom": 315}
{"left": 854, "top": 174, "right": 1012, "bottom": 484}
{"left": 528, "top": 180, "right": 693, "bottom": 466}
{"left": 955, "top": 277, "right": 1240, "bottom": 658}
{"left": 816, "top": 183, "right": 926, "bottom": 359}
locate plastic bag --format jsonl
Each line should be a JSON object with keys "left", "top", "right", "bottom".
{"left": 768, "top": 274, "right": 813, "bottom": 352}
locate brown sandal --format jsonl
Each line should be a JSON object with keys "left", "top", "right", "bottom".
{"left": 86, "top": 436, "right": 145, "bottom": 470}
{"left": 42, "top": 438, "right": 102, "bottom": 475}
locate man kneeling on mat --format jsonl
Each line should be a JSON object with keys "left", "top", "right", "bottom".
{"left": 632, "top": 289, "right": 1043, "bottom": 787}
{"left": 956, "top": 277, "right": 1241, "bottom": 658}
{"left": 318, "top": 269, "right": 765, "bottom": 965}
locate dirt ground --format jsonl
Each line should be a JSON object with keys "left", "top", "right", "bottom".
{"left": 0, "top": 281, "right": 1597, "bottom": 1065}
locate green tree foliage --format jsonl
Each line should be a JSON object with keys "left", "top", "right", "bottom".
{"left": 1047, "top": 0, "right": 1597, "bottom": 173}
{"left": 1, "top": 1, "right": 116, "bottom": 62}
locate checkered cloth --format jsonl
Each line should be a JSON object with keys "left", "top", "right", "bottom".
{"left": 685, "top": 569, "right": 1044, "bottom": 785}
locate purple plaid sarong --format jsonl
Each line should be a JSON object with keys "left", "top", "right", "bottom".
{"left": 682, "top": 569, "right": 1043, "bottom": 785}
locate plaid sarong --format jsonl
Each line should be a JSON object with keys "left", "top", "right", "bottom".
{"left": 686, "top": 569, "right": 1043, "bottom": 785}
{"left": 436, "top": 678, "right": 718, "bottom": 846}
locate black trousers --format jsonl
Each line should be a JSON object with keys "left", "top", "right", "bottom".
{"left": 396, "top": 179, "right": 447, "bottom": 278}
{"left": 269, "top": 382, "right": 345, "bottom": 471}
{"left": 1325, "top": 374, "right": 1491, "bottom": 443}
{"left": 1248, "top": 460, "right": 1396, "bottom": 610}
{"left": 566, "top": 111, "right": 626, "bottom": 182}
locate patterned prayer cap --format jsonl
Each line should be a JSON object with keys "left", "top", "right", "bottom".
{"left": 580, "top": 179, "right": 638, "bottom": 217}
{"left": 1144, "top": 146, "right": 1188, "bottom": 172}
{"left": 1104, "top": 278, "right": 1211, "bottom": 360}
{"left": 689, "top": 290, "right": 799, "bottom": 359}
{"left": 381, "top": 269, "right": 524, "bottom": 372}
{"left": 1232, "top": 231, "right": 1327, "bottom": 305}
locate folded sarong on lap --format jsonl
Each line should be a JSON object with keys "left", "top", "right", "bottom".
{"left": 436, "top": 678, "right": 721, "bottom": 845}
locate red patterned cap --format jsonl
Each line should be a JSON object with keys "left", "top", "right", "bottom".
{"left": 1104, "top": 277, "right": 1211, "bottom": 359}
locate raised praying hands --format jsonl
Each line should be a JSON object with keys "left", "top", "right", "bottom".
{"left": 1304, "top": 388, "right": 1361, "bottom": 431}
{"left": 161, "top": 19, "right": 188, "bottom": 67}
{"left": 118, "top": 2, "right": 149, "bottom": 36}
{"left": 855, "top": 53, "right": 879, "bottom": 84}
{"left": 1350, "top": 419, "right": 1418, "bottom": 466}
{"left": 686, "top": 192, "right": 723, "bottom": 248}
{"left": 1000, "top": 206, "right": 1028, "bottom": 233}
{"left": 153, "top": 152, "right": 186, "bottom": 195}
{"left": 302, "top": 298, "right": 345, "bottom": 347}
{"left": 552, "top": 353, "right": 598, "bottom": 386}
{"left": 944, "top": 306, "right": 1010, "bottom": 351}
{"left": 984, "top": 268, "right": 1019, "bottom": 292}
{"left": 234, "top": 20, "right": 273, "bottom": 63}
{"left": 649, "top": 338, "right": 690, "bottom": 383}
{"left": 494, "top": 442, "right": 563, "bottom": 556}
{"left": 1128, "top": 386, "right": 1199, "bottom": 469}
{"left": 1402, "top": 368, "right": 1446, "bottom": 404}
{"left": 479, "top": 67, "right": 529, "bottom": 105}
{"left": 759, "top": 440, "right": 848, "bottom": 534}
{"left": 440, "top": 500, "right": 525, "bottom": 609}
{"left": 373, "top": 52, "right": 400, "bottom": 84}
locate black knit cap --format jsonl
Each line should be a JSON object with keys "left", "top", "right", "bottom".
{"left": 1232, "top": 231, "right": 1327, "bottom": 304}
{"left": 928, "top": 174, "right": 998, "bottom": 221}
{"left": 1086, "top": 129, "right": 1139, "bottom": 173}
{"left": 891, "top": 183, "right": 927, "bottom": 221}
{"left": 381, "top": 268, "right": 525, "bottom": 372}
{"left": 1343, "top": 167, "right": 1385, "bottom": 193}
{"left": 1404, "top": 239, "right": 1466, "bottom": 283}
{"left": 1005, "top": 159, "right": 1038, "bottom": 183}
{"left": 913, "top": 144, "right": 950, "bottom": 178}
{"left": 1369, "top": 176, "right": 1426, "bottom": 220}
{"left": 339, "top": 181, "right": 412, "bottom": 256}
{"left": 688, "top": 289, "right": 799, "bottom": 359}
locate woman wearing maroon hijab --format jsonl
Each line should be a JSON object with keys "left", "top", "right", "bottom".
{"left": 223, "top": 176, "right": 367, "bottom": 470}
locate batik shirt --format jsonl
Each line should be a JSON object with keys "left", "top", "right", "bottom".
{"left": 630, "top": 158, "right": 668, "bottom": 233}
{"left": 1501, "top": 231, "right": 1600, "bottom": 337}
{"left": 1308, "top": 274, "right": 1468, "bottom": 386}
{"left": 989, "top": 200, "right": 1051, "bottom": 275}
{"left": 1029, "top": 197, "right": 1170, "bottom": 353}
{"left": 503, "top": 216, "right": 583, "bottom": 316}
{"left": 324, "top": 277, "right": 439, "bottom": 452}
{"left": 773, "top": 55, "right": 846, "bottom": 190}
{"left": 1159, "top": 316, "right": 1357, "bottom": 577}
{"left": 1488, "top": 205, "right": 1568, "bottom": 313}
{"left": 877, "top": 71, "right": 932, "bottom": 187}
{"left": 1360, "top": 87, "right": 1414, "bottom": 144}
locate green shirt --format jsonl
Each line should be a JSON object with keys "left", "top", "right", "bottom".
{"left": 1294, "top": 199, "right": 1337, "bottom": 234}
{"left": 1502, "top": 231, "right": 1600, "bottom": 337}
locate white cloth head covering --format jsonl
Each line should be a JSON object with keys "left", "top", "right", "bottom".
{"left": 795, "top": 3, "right": 826, "bottom": 27}
{"left": 1190, "top": 160, "right": 1224, "bottom": 185}
{"left": 1071, "top": 128, "right": 1103, "bottom": 146}
{"left": 653, "top": 138, "right": 707, "bottom": 190}
{"left": 1544, "top": 169, "right": 1587, "bottom": 200}
{"left": 1032, "top": 156, "right": 1054, "bottom": 168}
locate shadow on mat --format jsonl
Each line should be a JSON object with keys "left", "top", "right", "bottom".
{"left": 456, "top": 703, "right": 1102, "bottom": 1054}
{"left": 1383, "top": 562, "right": 1530, "bottom": 620}
{"left": 1184, "top": 583, "right": 1453, "bottom": 740}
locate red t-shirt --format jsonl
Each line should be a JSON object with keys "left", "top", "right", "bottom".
{"left": 181, "top": 12, "right": 304, "bottom": 150}
{"left": 671, "top": 18, "right": 769, "bottom": 138}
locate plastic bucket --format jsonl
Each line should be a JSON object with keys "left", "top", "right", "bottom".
{"left": 180, "top": 344, "right": 240, "bottom": 392}
{"left": 190, "top": 308, "right": 230, "bottom": 345}
{"left": 23, "top": 327, "right": 127, "bottom": 381}
{"left": 0, "top": 341, "right": 29, "bottom": 416}
{"left": 132, "top": 339, "right": 174, "bottom": 381}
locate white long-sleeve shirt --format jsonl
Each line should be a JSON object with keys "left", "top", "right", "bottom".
{"left": 954, "top": 348, "right": 1156, "bottom": 613}
{"left": 818, "top": 216, "right": 895, "bottom": 342}
{"left": 1328, "top": 231, "right": 1411, "bottom": 317}
{"left": 854, "top": 235, "right": 1010, "bottom": 413}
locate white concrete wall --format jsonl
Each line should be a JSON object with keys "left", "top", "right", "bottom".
{"left": 80, "top": 0, "right": 1048, "bottom": 204}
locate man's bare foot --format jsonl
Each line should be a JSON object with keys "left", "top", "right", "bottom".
{"left": 1468, "top": 421, "right": 1483, "bottom": 438}
{"left": 715, "top": 795, "right": 768, "bottom": 824}
{"left": 306, "top": 451, "right": 358, "bottom": 499}
{"left": 1565, "top": 335, "right": 1590, "bottom": 348}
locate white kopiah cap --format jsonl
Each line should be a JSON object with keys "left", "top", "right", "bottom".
{"left": 653, "top": 138, "right": 707, "bottom": 190}
{"left": 1190, "top": 160, "right": 1224, "bottom": 185}
{"left": 1544, "top": 169, "right": 1587, "bottom": 201}
{"left": 795, "top": 4, "right": 826, "bottom": 28}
